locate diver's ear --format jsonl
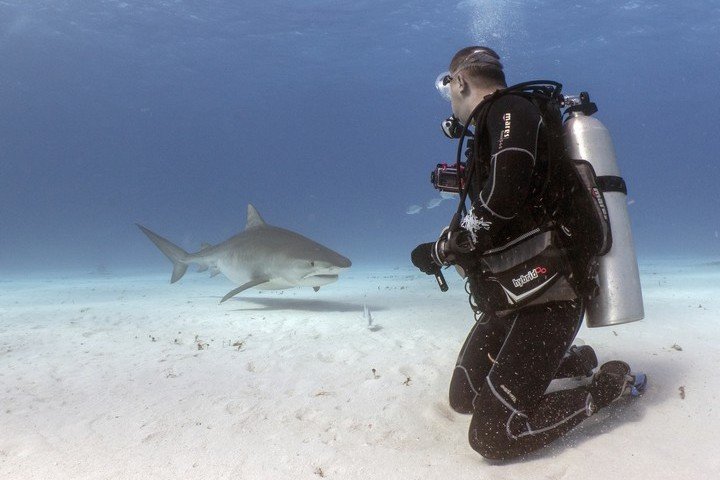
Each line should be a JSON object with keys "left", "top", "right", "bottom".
{"left": 456, "top": 73, "right": 472, "bottom": 97}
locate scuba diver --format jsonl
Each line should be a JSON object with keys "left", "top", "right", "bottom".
{"left": 411, "top": 46, "right": 647, "bottom": 460}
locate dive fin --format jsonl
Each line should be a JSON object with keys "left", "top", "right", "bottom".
{"left": 137, "top": 224, "right": 189, "bottom": 283}
{"left": 220, "top": 278, "right": 268, "bottom": 303}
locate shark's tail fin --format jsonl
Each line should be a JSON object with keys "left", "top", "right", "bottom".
{"left": 137, "top": 224, "right": 190, "bottom": 283}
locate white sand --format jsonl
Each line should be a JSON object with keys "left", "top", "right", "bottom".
{"left": 1, "top": 261, "right": 718, "bottom": 479}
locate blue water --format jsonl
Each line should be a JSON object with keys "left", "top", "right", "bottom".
{"left": 1, "top": 0, "right": 719, "bottom": 274}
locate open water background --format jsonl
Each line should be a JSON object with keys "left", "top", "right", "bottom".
{"left": 1, "top": 0, "right": 719, "bottom": 273}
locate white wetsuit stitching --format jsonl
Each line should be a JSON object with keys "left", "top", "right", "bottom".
{"left": 455, "top": 366, "right": 481, "bottom": 410}
{"left": 486, "top": 376, "right": 526, "bottom": 417}
{"left": 517, "top": 406, "right": 589, "bottom": 438}
{"left": 478, "top": 147, "right": 537, "bottom": 220}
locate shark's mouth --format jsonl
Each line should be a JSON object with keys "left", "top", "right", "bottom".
{"left": 307, "top": 274, "right": 339, "bottom": 281}
{"left": 297, "top": 273, "right": 339, "bottom": 287}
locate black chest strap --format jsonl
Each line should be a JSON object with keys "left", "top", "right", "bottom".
{"left": 597, "top": 176, "right": 627, "bottom": 195}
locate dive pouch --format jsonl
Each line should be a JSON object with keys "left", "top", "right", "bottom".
{"left": 553, "top": 159, "right": 612, "bottom": 257}
{"left": 551, "top": 159, "right": 613, "bottom": 300}
{"left": 469, "top": 228, "right": 577, "bottom": 315}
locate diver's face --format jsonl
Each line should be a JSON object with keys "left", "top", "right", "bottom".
{"left": 436, "top": 70, "right": 475, "bottom": 124}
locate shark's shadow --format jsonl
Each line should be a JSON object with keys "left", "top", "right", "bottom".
{"left": 222, "top": 296, "right": 387, "bottom": 313}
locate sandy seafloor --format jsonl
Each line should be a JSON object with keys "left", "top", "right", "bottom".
{"left": 1, "top": 260, "right": 718, "bottom": 480}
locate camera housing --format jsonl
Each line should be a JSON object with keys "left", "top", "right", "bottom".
{"left": 430, "top": 163, "right": 466, "bottom": 193}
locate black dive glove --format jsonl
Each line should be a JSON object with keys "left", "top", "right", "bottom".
{"left": 411, "top": 242, "right": 439, "bottom": 275}
{"left": 411, "top": 228, "right": 476, "bottom": 275}
{"left": 432, "top": 227, "right": 476, "bottom": 267}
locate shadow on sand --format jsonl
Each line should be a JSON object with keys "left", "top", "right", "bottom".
{"left": 220, "top": 296, "right": 387, "bottom": 313}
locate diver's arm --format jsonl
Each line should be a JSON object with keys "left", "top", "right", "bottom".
{"left": 462, "top": 96, "right": 542, "bottom": 250}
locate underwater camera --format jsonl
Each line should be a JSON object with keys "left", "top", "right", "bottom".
{"left": 431, "top": 138, "right": 473, "bottom": 194}
{"left": 430, "top": 162, "right": 466, "bottom": 193}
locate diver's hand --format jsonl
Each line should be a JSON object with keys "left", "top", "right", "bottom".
{"left": 433, "top": 227, "right": 475, "bottom": 266}
{"left": 411, "top": 242, "right": 440, "bottom": 275}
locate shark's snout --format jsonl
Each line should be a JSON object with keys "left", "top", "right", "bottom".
{"left": 335, "top": 255, "right": 352, "bottom": 269}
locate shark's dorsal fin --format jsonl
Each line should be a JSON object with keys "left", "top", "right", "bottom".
{"left": 245, "top": 204, "right": 267, "bottom": 230}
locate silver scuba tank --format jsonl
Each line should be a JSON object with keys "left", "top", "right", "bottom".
{"left": 563, "top": 105, "right": 644, "bottom": 328}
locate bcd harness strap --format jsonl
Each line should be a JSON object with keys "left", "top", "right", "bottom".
{"left": 597, "top": 176, "right": 627, "bottom": 195}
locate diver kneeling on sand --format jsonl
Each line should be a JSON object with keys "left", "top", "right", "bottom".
{"left": 411, "top": 46, "right": 647, "bottom": 460}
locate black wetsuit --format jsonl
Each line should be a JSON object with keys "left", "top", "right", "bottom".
{"left": 448, "top": 95, "right": 595, "bottom": 460}
{"left": 458, "top": 94, "right": 548, "bottom": 250}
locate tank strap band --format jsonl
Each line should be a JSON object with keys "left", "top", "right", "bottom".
{"left": 597, "top": 175, "right": 627, "bottom": 195}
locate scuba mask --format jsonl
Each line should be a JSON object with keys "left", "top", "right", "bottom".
{"left": 434, "top": 49, "right": 504, "bottom": 103}
{"left": 436, "top": 49, "right": 503, "bottom": 139}
{"left": 435, "top": 71, "right": 454, "bottom": 102}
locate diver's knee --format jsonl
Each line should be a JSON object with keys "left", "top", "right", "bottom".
{"left": 468, "top": 414, "right": 515, "bottom": 460}
{"left": 449, "top": 395, "right": 473, "bottom": 415}
{"left": 467, "top": 388, "right": 519, "bottom": 460}
{"left": 448, "top": 368, "right": 476, "bottom": 414}
{"left": 447, "top": 379, "right": 470, "bottom": 412}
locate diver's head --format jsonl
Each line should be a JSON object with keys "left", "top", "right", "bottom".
{"left": 436, "top": 46, "right": 507, "bottom": 124}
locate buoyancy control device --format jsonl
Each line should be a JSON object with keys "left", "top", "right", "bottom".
{"left": 437, "top": 82, "right": 644, "bottom": 327}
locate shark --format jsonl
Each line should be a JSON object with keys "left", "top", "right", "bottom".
{"left": 138, "top": 204, "right": 351, "bottom": 303}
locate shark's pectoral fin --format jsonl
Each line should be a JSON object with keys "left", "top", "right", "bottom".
{"left": 220, "top": 278, "right": 268, "bottom": 303}
{"left": 210, "top": 268, "right": 221, "bottom": 277}
{"left": 197, "top": 265, "right": 209, "bottom": 273}
{"left": 313, "top": 286, "right": 320, "bottom": 292}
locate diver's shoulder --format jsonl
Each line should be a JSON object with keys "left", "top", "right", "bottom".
{"left": 489, "top": 92, "right": 538, "bottom": 110}
{"left": 487, "top": 92, "right": 540, "bottom": 118}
